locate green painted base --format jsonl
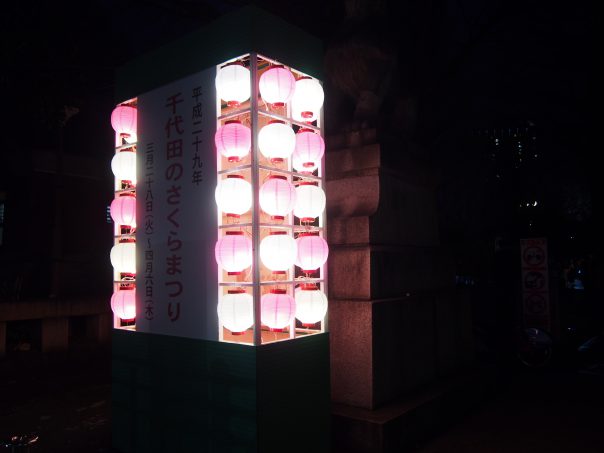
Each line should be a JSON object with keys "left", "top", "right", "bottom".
{"left": 112, "top": 330, "right": 330, "bottom": 453}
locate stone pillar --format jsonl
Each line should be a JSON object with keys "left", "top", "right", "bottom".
{"left": 41, "top": 317, "right": 69, "bottom": 352}
{"left": 86, "top": 313, "right": 112, "bottom": 343}
{"left": 326, "top": 132, "right": 472, "bottom": 412}
{"left": 0, "top": 321, "right": 6, "bottom": 357}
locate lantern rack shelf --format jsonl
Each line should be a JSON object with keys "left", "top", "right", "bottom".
{"left": 114, "top": 188, "right": 137, "bottom": 196}
{"left": 114, "top": 143, "right": 137, "bottom": 152}
{"left": 218, "top": 279, "right": 325, "bottom": 287}
{"left": 218, "top": 164, "right": 252, "bottom": 175}
{"left": 256, "top": 110, "right": 321, "bottom": 132}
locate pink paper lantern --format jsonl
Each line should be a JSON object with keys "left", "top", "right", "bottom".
{"left": 110, "top": 194, "right": 137, "bottom": 228}
{"left": 111, "top": 105, "right": 137, "bottom": 141}
{"left": 259, "top": 231, "right": 297, "bottom": 273}
{"left": 215, "top": 231, "right": 253, "bottom": 274}
{"left": 295, "top": 284, "right": 328, "bottom": 327}
{"left": 293, "top": 129, "right": 324, "bottom": 172}
{"left": 295, "top": 233, "right": 329, "bottom": 273}
{"left": 261, "top": 289, "right": 296, "bottom": 332}
{"left": 259, "top": 175, "right": 296, "bottom": 219}
{"left": 259, "top": 66, "right": 296, "bottom": 107}
{"left": 111, "top": 287, "right": 136, "bottom": 320}
{"left": 215, "top": 120, "right": 251, "bottom": 162}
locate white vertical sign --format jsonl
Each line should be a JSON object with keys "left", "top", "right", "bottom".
{"left": 136, "top": 68, "right": 218, "bottom": 340}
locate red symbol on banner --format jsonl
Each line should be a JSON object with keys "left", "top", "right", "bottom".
{"left": 523, "top": 271, "right": 546, "bottom": 291}
{"left": 524, "top": 294, "right": 548, "bottom": 315}
{"left": 523, "top": 246, "right": 545, "bottom": 267}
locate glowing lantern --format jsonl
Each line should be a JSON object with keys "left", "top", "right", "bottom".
{"left": 261, "top": 289, "right": 295, "bottom": 331}
{"left": 215, "top": 175, "right": 252, "bottom": 217}
{"left": 110, "top": 194, "right": 136, "bottom": 228}
{"left": 260, "top": 231, "right": 297, "bottom": 273}
{"left": 258, "top": 121, "right": 295, "bottom": 163}
{"left": 259, "top": 175, "right": 296, "bottom": 219}
{"left": 111, "top": 151, "right": 137, "bottom": 185}
{"left": 216, "top": 63, "right": 250, "bottom": 107}
{"left": 215, "top": 231, "right": 253, "bottom": 274}
{"left": 218, "top": 289, "right": 253, "bottom": 335}
{"left": 295, "top": 233, "right": 329, "bottom": 273}
{"left": 111, "top": 105, "right": 137, "bottom": 143}
{"left": 110, "top": 241, "right": 136, "bottom": 274}
{"left": 294, "top": 183, "right": 326, "bottom": 222}
{"left": 111, "top": 287, "right": 136, "bottom": 320}
{"left": 259, "top": 65, "right": 296, "bottom": 107}
{"left": 291, "top": 77, "right": 324, "bottom": 122}
{"left": 215, "top": 120, "right": 251, "bottom": 162}
{"left": 295, "top": 285, "right": 328, "bottom": 327}
{"left": 293, "top": 129, "right": 324, "bottom": 172}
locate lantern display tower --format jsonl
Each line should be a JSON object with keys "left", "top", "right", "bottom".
{"left": 110, "top": 7, "right": 329, "bottom": 453}
{"left": 215, "top": 53, "right": 327, "bottom": 345}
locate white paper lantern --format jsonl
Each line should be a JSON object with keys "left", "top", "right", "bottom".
{"left": 260, "top": 231, "right": 297, "bottom": 273}
{"left": 294, "top": 183, "right": 326, "bottom": 222}
{"left": 295, "top": 285, "right": 328, "bottom": 326}
{"left": 218, "top": 290, "right": 254, "bottom": 335}
{"left": 259, "top": 66, "right": 296, "bottom": 106}
{"left": 258, "top": 121, "right": 295, "bottom": 163}
{"left": 216, "top": 63, "right": 250, "bottom": 107}
{"left": 215, "top": 175, "right": 252, "bottom": 217}
{"left": 110, "top": 241, "right": 136, "bottom": 274}
{"left": 111, "top": 151, "right": 137, "bottom": 185}
{"left": 259, "top": 175, "right": 296, "bottom": 219}
{"left": 261, "top": 289, "right": 295, "bottom": 331}
{"left": 291, "top": 77, "right": 324, "bottom": 122}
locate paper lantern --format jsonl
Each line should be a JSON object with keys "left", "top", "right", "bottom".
{"left": 295, "top": 233, "right": 329, "bottom": 273}
{"left": 291, "top": 77, "right": 324, "bottom": 122}
{"left": 215, "top": 120, "right": 251, "bottom": 162}
{"left": 111, "top": 287, "right": 136, "bottom": 320}
{"left": 261, "top": 289, "right": 295, "bottom": 331}
{"left": 259, "top": 66, "right": 296, "bottom": 107}
{"left": 295, "top": 285, "right": 328, "bottom": 327}
{"left": 111, "top": 105, "right": 137, "bottom": 142}
{"left": 259, "top": 175, "right": 296, "bottom": 219}
{"left": 216, "top": 63, "right": 250, "bottom": 107}
{"left": 258, "top": 121, "right": 295, "bottom": 163}
{"left": 215, "top": 175, "right": 252, "bottom": 217}
{"left": 260, "top": 231, "right": 297, "bottom": 273}
{"left": 293, "top": 129, "right": 324, "bottom": 172}
{"left": 294, "top": 183, "right": 326, "bottom": 222}
{"left": 215, "top": 231, "right": 253, "bottom": 274}
{"left": 110, "top": 194, "right": 137, "bottom": 228}
{"left": 110, "top": 241, "right": 136, "bottom": 274}
{"left": 218, "top": 290, "right": 253, "bottom": 335}
{"left": 111, "top": 151, "right": 137, "bottom": 185}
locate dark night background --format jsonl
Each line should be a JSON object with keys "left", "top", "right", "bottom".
{"left": 0, "top": 0, "right": 599, "bottom": 451}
